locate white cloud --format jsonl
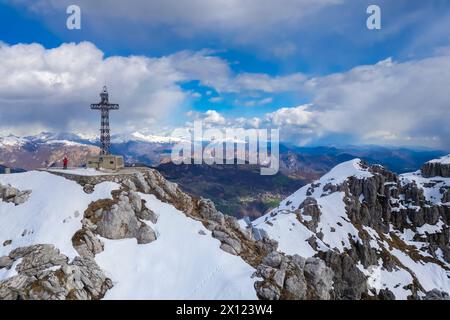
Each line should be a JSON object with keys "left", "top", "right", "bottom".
{"left": 251, "top": 55, "right": 450, "bottom": 148}
{"left": 266, "top": 104, "right": 314, "bottom": 126}
{"left": 304, "top": 55, "right": 450, "bottom": 148}
{"left": 187, "top": 110, "right": 226, "bottom": 126}
{"left": 214, "top": 52, "right": 450, "bottom": 149}
{"left": 0, "top": 41, "right": 188, "bottom": 133}
{"left": 243, "top": 97, "right": 273, "bottom": 107}
{"left": 209, "top": 96, "right": 223, "bottom": 103}
{"left": 164, "top": 50, "right": 306, "bottom": 94}
{"left": 0, "top": 41, "right": 304, "bottom": 135}
{"left": 232, "top": 73, "right": 305, "bottom": 93}
{"left": 203, "top": 110, "right": 226, "bottom": 125}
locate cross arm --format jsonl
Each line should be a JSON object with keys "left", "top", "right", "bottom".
{"left": 90, "top": 103, "right": 120, "bottom": 110}
{"left": 108, "top": 104, "right": 120, "bottom": 110}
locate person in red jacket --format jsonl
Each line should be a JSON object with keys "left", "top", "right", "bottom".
{"left": 63, "top": 156, "right": 68, "bottom": 170}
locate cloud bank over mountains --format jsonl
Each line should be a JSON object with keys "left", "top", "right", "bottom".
{"left": 0, "top": 41, "right": 449, "bottom": 149}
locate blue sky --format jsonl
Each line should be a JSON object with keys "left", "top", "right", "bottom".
{"left": 0, "top": 0, "right": 450, "bottom": 149}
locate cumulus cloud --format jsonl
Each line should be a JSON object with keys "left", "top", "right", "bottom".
{"left": 266, "top": 104, "right": 313, "bottom": 126}
{"left": 202, "top": 110, "right": 226, "bottom": 125}
{"left": 231, "top": 73, "right": 306, "bottom": 93}
{"left": 0, "top": 41, "right": 187, "bottom": 134}
{"left": 0, "top": 41, "right": 304, "bottom": 135}
{"left": 247, "top": 56, "right": 450, "bottom": 149}
{"left": 304, "top": 56, "right": 450, "bottom": 148}
{"left": 186, "top": 110, "right": 226, "bottom": 126}
{"left": 182, "top": 51, "right": 450, "bottom": 149}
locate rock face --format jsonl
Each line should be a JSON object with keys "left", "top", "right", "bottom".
{"left": 319, "top": 251, "right": 367, "bottom": 300}
{"left": 0, "top": 183, "right": 31, "bottom": 205}
{"left": 72, "top": 229, "right": 104, "bottom": 258}
{"left": 83, "top": 190, "right": 158, "bottom": 245}
{"left": 422, "top": 289, "right": 450, "bottom": 300}
{"left": 421, "top": 159, "right": 450, "bottom": 178}
{"left": 0, "top": 244, "right": 112, "bottom": 300}
{"left": 254, "top": 250, "right": 334, "bottom": 300}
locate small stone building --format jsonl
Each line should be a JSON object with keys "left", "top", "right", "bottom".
{"left": 87, "top": 155, "right": 124, "bottom": 170}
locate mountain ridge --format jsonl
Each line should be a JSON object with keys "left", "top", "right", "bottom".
{"left": 250, "top": 156, "right": 450, "bottom": 299}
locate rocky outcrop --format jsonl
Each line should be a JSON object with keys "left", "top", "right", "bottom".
{"left": 198, "top": 198, "right": 225, "bottom": 225}
{"left": 72, "top": 229, "right": 104, "bottom": 258}
{"left": 83, "top": 190, "right": 158, "bottom": 245}
{"left": 378, "top": 289, "right": 395, "bottom": 300}
{"left": 0, "top": 183, "right": 31, "bottom": 205}
{"left": 319, "top": 250, "right": 368, "bottom": 300}
{"left": 421, "top": 161, "right": 450, "bottom": 178}
{"left": 0, "top": 244, "right": 112, "bottom": 300}
{"left": 254, "top": 250, "right": 334, "bottom": 300}
{"left": 422, "top": 289, "right": 450, "bottom": 300}
{"left": 443, "top": 189, "right": 450, "bottom": 204}
{"left": 254, "top": 158, "right": 450, "bottom": 300}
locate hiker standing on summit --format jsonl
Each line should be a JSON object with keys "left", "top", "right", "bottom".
{"left": 63, "top": 156, "right": 68, "bottom": 170}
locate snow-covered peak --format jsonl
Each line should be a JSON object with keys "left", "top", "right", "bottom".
{"left": 0, "top": 135, "right": 27, "bottom": 147}
{"left": 319, "top": 158, "right": 373, "bottom": 185}
{"left": 109, "top": 132, "right": 184, "bottom": 144}
{"left": 427, "top": 154, "right": 450, "bottom": 165}
{"left": 130, "top": 132, "right": 185, "bottom": 144}
{"left": 44, "top": 140, "right": 87, "bottom": 147}
{"left": 253, "top": 159, "right": 373, "bottom": 221}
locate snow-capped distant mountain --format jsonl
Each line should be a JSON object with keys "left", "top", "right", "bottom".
{"left": 111, "top": 132, "right": 186, "bottom": 144}
{"left": 0, "top": 166, "right": 340, "bottom": 300}
{"left": 0, "top": 135, "right": 28, "bottom": 148}
{"left": 0, "top": 132, "right": 181, "bottom": 170}
{"left": 0, "top": 133, "right": 100, "bottom": 170}
{"left": 251, "top": 156, "right": 450, "bottom": 300}
{"left": 428, "top": 155, "right": 450, "bottom": 165}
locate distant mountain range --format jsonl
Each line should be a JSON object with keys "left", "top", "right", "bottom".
{"left": 0, "top": 132, "right": 447, "bottom": 218}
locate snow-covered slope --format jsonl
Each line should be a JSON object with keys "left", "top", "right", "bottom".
{"left": 252, "top": 160, "right": 371, "bottom": 256}
{"left": 0, "top": 172, "right": 119, "bottom": 260}
{"left": 97, "top": 193, "right": 256, "bottom": 300}
{"left": 252, "top": 157, "right": 450, "bottom": 300}
{"left": 400, "top": 171, "right": 450, "bottom": 205}
{"left": 0, "top": 170, "right": 258, "bottom": 300}
{"left": 428, "top": 155, "right": 450, "bottom": 165}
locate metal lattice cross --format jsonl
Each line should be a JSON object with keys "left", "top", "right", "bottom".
{"left": 90, "top": 86, "right": 119, "bottom": 155}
